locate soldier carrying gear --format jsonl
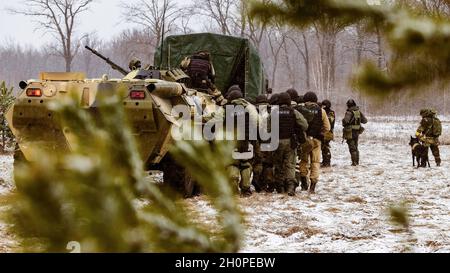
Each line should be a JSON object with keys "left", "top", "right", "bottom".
{"left": 286, "top": 88, "right": 300, "bottom": 107}
{"left": 252, "top": 95, "right": 274, "bottom": 193}
{"left": 296, "top": 92, "right": 331, "bottom": 194}
{"left": 181, "top": 51, "right": 227, "bottom": 106}
{"left": 225, "top": 86, "right": 259, "bottom": 197}
{"left": 416, "top": 109, "right": 442, "bottom": 166}
{"left": 269, "top": 93, "right": 281, "bottom": 106}
{"left": 342, "top": 99, "right": 368, "bottom": 167}
{"left": 321, "top": 99, "right": 336, "bottom": 167}
{"left": 129, "top": 58, "right": 142, "bottom": 71}
{"left": 273, "top": 92, "right": 308, "bottom": 196}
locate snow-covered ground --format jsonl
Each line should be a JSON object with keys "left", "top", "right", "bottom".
{"left": 0, "top": 155, "right": 15, "bottom": 253}
{"left": 0, "top": 118, "right": 449, "bottom": 253}
{"left": 187, "top": 143, "right": 450, "bottom": 253}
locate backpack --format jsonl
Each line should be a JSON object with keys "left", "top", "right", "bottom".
{"left": 296, "top": 104, "right": 315, "bottom": 123}
{"left": 432, "top": 117, "right": 442, "bottom": 137}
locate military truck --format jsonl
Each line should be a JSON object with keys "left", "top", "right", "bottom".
{"left": 8, "top": 33, "right": 268, "bottom": 197}
{"left": 155, "top": 33, "right": 268, "bottom": 99}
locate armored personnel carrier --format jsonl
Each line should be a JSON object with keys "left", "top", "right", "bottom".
{"left": 7, "top": 33, "right": 268, "bottom": 197}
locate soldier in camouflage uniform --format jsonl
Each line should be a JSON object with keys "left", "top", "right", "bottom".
{"left": 321, "top": 100, "right": 336, "bottom": 167}
{"left": 181, "top": 51, "right": 227, "bottom": 106}
{"left": 129, "top": 58, "right": 142, "bottom": 71}
{"left": 286, "top": 89, "right": 305, "bottom": 183}
{"left": 297, "top": 92, "right": 331, "bottom": 194}
{"left": 416, "top": 109, "right": 442, "bottom": 166}
{"left": 342, "top": 99, "right": 368, "bottom": 166}
{"left": 225, "top": 87, "right": 259, "bottom": 197}
{"left": 273, "top": 93, "right": 308, "bottom": 196}
{"left": 269, "top": 93, "right": 280, "bottom": 106}
{"left": 252, "top": 95, "right": 274, "bottom": 192}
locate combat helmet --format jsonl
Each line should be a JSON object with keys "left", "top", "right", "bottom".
{"left": 129, "top": 58, "right": 142, "bottom": 71}
{"left": 346, "top": 99, "right": 357, "bottom": 108}
{"left": 322, "top": 99, "right": 332, "bottom": 109}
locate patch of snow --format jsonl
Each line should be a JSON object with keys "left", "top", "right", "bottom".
{"left": 1, "top": 118, "right": 449, "bottom": 253}
{"left": 187, "top": 141, "right": 450, "bottom": 253}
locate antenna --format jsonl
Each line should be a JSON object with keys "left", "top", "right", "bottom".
{"left": 159, "top": 0, "right": 168, "bottom": 69}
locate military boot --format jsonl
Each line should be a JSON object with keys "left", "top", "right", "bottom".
{"left": 276, "top": 184, "right": 285, "bottom": 194}
{"left": 266, "top": 183, "right": 275, "bottom": 193}
{"left": 436, "top": 158, "right": 442, "bottom": 167}
{"left": 286, "top": 180, "right": 297, "bottom": 196}
{"left": 300, "top": 176, "right": 309, "bottom": 191}
{"left": 351, "top": 153, "right": 358, "bottom": 166}
{"left": 321, "top": 161, "right": 331, "bottom": 168}
{"left": 309, "top": 179, "right": 318, "bottom": 194}
{"left": 241, "top": 187, "right": 252, "bottom": 197}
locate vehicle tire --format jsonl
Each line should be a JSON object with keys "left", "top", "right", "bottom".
{"left": 161, "top": 155, "right": 198, "bottom": 198}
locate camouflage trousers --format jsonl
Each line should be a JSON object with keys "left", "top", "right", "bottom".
{"left": 423, "top": 138, "right": 441, "bottom": 165}
{"left": 299, "top": 138, "right": 322, "bottom": 181}
{"left": 273, "top": 139, "right": 297, "bottom": 192}
{"left": 429, "top": 145, "right": 441, "bottom": 165}
{"left": 228, "top": 160, "right": 252, "bottom": 192}
{"left": 252, "top": 142, "right": 274, "bottom": 192}
{"left": 321, "top": 140, "right": 332, "bottom": 165}
{"left": 346, "top": 134, "right": 360, "bottom": 165}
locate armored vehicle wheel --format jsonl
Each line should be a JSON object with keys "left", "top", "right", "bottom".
{"left": 161, "top": 156, "right": 199, "bottom": 198}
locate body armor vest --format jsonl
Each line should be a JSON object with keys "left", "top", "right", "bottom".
{"left": 306, "top": 104, "right": 323, "bottom": 139}
{"left": 351, "top": 110, "right": 362, "bottom": 130}
{"left": 227, "top": 105, "right": 251, "bottom": 152}
{"left": 278, "top": 106, "right": 296, "bottom": 140}
{"left": 187, "top": 57, "right": 210, "bottom": 80}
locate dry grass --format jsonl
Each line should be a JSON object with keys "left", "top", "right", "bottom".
{"left": 276, "top": 225, "right": 322, "bottom": 238}
{"left": 345, "top": 196, "right": 367, "bottom": 204}
{"left": 325, "top": 207, "right": 341, "bottom": 213}
{"left": 426, "top": 241, "right": 443, "bottom": 248}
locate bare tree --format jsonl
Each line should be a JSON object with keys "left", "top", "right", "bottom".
{"left": 312, "top": 19, "right": 345, "bottom": 97}
{"left": 192, "top": 0, "right": 238, "bottom": 35}
{"left": 120, "top": 0, "right": 180, "bottom": 49}
{"left": 238, "top": 0, "right": 267, "bottom": 50}
{"left": 10, "top": 0, "right": 95, "bottom": 72}
{"left": 266, "top": 25, "right": 288, "bottom": 89}
{"left": 80, "top": 33, "right": 102, "bottom": 76}
{"left": 286, "top": 30, "right": 311, "bottom": 90}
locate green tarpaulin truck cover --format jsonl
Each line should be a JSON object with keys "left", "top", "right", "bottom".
{"left": 155, "top": 33, "right": 267, "bottom": 99}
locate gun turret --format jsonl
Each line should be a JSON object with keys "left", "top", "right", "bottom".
{"left": 85, "top": 46, "right": 129, "bottom": 76}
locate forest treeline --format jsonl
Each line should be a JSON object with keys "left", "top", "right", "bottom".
{"left": 2, "top": 0, "right": 450, "bottom": 116}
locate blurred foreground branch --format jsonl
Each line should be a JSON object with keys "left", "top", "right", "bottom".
{"left": 7, "top": 93, "right": 242, "bottom": 253}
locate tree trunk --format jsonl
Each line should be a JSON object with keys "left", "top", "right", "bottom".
{"left": 65, "top": 56, "right": 72, "bottom": 72}
{"left": 356, "top": 25, "right": 364, "bottom": 65}
{"left": 302, "top": 33, "right": 311, "bottom": 90}
{"left": 376, "top": 26, "right": 384, "bottom": 69}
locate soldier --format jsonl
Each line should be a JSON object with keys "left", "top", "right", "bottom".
{"left": 273, "top": 93, "right": 308, "bottom": 196}
{"left": 286, "top": 88, "right": 299, "bottom": 107}
{"left": 286, "top": 88, "right": 304, "bottom": 183}
{"left": 269, "top": 93, "right": 280, "bottom": 106}
{"left": 181, "top": 51, "right": 227, "bottom": 106}
{"left": 342, "top": 99, "right": 368, "bottom": 166}
{"left": 225, "top": 87, "right": 259, "bottom": 197}
{"left": 252, "top": 95, "right": 274, "bottom": 192}
{"left": 321, "top": 100, "right": 336, "bottom": 167}
{"left": 297, "top": 92, "right": 331, "bottom": 194}
{"left": 416, "top": 109, "right": 442, "bottom": 166}
{"left": 129, "top": 58, "right": 142, "bottom": 71}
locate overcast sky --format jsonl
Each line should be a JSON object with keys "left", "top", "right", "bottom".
{"left": 0, "top": 0, "right": 193, "bottom": 48}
